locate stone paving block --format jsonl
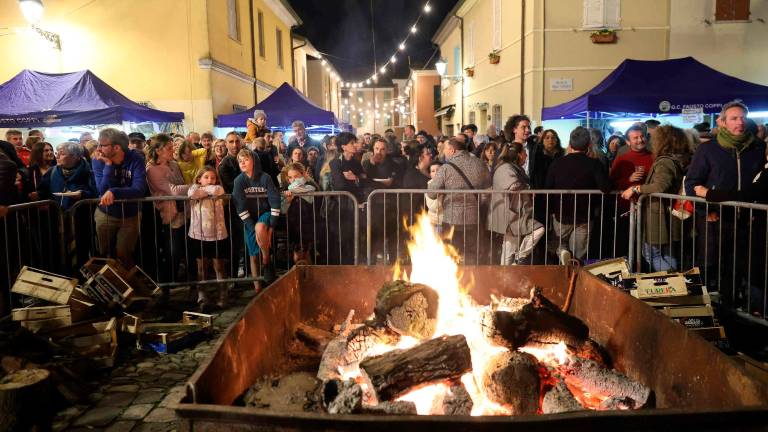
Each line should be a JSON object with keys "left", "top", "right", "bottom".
{"left": 134, "top": 390, "right": 165, "bottom": 404}
{"left": 137, "top": 361, "right": 156, "bottom": 369}
{"left": 73, "top": 407, "right": 123, "bottom": 427}
{"left": 159, "top": 386, "right": 186, "bottom": 408}
{"left": 97, "top": 392, "right": 137, "bottom": 408}
{"left": 144, "top": 407, "right": 177, "bottom": 423}
{"left": 121, "top": 404, "right": 155, "bottom": 420}
{"left": 106, "top": 420, "right": 138, "bottom": 432}
{"left": 108, "top": 384, "right": 141, "bottom": 393}
{"left": 162, "top": 372, "right": 187, "bottom": 380}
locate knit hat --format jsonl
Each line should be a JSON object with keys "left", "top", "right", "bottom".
{"left": 249, "top": 110, "right": 267, "bottom": 123}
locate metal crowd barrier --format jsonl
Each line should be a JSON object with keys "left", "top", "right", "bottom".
{"left": 66, "top": 191, "right": 361, "bottom": 288}
{"left": 637, "top": 193, "right": 768, "bottom": 320}
{"left": 0, "top": 200, "right": 65, "bottom": 315}
{"left": 365, "top": 189, "right": 633, "bottom": 268}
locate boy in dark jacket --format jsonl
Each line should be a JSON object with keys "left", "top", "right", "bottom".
{"left": 232, "top": 149, "right": 280, "bottom": 292}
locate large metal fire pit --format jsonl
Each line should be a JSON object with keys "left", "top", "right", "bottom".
{"left": 177, "top": 266, "right": 768, "bottom": 431}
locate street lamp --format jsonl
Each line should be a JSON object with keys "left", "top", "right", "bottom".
{"left": 18, "top": 0, "right": 61, "bottom": 50}
{"left": 435, "top": 57, "right": 462, "bottom": 83}
{"left": 18, "top": 0, "right": 43, "bottom": 24}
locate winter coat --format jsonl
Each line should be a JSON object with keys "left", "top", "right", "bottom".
{"left": 684, "top": 137, "right": 766, "bottom": 202}
{"left": 638, "top": 155, "right": 687, "bottom": 244}
{"left": 488, "top": 161, "right": 542, "bottom": 236}
{"left": 427, "top": 150, "right": 491, "bottom": 225}
{"left": 217, "top": 154, "right": 241, "bottom": 194}
{"left": 37, "top": 160, "right": 97, "bottom": 210}
{"left": 146, "top": 161, "right": 189, "bottom": 227}
{"left": 188, "top": 184, "right": 228, "bottom": 241}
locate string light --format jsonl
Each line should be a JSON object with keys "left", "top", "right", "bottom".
{"left": 390, "top": 56, "right": 397, "bottom": 63}
{"left": 424, "top": 3, "right": 431, "bottom": 13}
{"left": 411, "top": 25, "right": 417, "bottom": 33}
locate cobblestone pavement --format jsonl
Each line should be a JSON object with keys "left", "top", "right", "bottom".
{"left": 54, "top": 287, "right": 256, "bottom": 432}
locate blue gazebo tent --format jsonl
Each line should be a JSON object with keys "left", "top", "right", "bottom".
{"left": 216, "top": 82, "right": 346, "bottom": 131}
{"left": 0, "top": 69, "right": 184, "bottom": 128}
{"left": 542, "top": 57, "right": 768, "bottom": 120}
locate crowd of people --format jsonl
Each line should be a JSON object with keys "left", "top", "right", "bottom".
{"left": 1, "top": 100, "right": 767, "bottom": 314}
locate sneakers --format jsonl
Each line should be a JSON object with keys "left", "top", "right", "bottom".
{"left": 557, "top": 247, "right": 572, "bottom": 266}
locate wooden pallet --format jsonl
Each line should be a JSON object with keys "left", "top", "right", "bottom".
{"left": 12, "top": 267, "right": 77, "bottom": 305}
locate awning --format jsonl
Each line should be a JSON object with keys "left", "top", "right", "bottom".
{"left": 434, "top": 104, "right": 455, "bottom": 118}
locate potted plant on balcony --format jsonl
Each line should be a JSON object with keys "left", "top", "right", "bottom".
{"left": 488, "top": 50, "right": 501, "bottom": 64}
{"left": 465, "top": 66, "right": 474, "bottom": 77}
{"left": 590, "top": 29, "right": 617, "bottom": 44}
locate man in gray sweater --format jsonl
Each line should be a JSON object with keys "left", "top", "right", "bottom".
{"left": 428, "top": 138, "right": 491, "bottom": 264}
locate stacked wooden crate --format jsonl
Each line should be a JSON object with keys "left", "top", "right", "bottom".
{"left": 11, "top": 267, "right": 78, "bottom": 332}
{"left": 585, "top": 260, "right": 726, "bottom": 342}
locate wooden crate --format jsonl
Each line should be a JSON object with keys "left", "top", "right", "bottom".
{"left": 125, "top": 266, "right": 161, "bottom": 297}
{"left": 12, "top": 305, "right": 71, "bottom": 321}
{"left": 80, "top": 257, "right": 128, "bottom": 280}
{"left": 584, "top": 258, "right": 630, "bottom": 288}
{"left": 629, "top": 272, "right": 688, "bottom": 299}
{"left": 21, "top": 316, "right": 73, "bottom": 332}
{"left": 83, "top": 265, "right": 134, "bottom": 306}
{"left": 139, "top": 312, "right": 214, "bottom": 354}
{"left": 68, "top": 289, "right": 98, "bottom": 323}
{"left": 11, "top": 267, "right": 77, "bottom": 305}
{"left": 45, "top": 317, "right": 117, "bottom": 351}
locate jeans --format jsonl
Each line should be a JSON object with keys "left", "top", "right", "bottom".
{"left": 642, "top": 243, "right": 677, "bottom": 272}
{"left": 549, "top": 218, "right": 591, "bottom": 261}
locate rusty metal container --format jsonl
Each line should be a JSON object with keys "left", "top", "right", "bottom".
{"left": 177, "top": 266, "right": 768, "bottom": 431}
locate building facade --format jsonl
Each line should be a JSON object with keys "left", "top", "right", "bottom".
{"left": 406, "top": 69, "right": 441, "bottom": 136}
{"left": 0, "top": 0, "right": 301, "bottom": 133}
{"left": 341, "top": 85, "right": 400, "bottom": 135}
{"left": 433, "top": 0, "right": 768, "bottom": 138}
{"left": 292, "top": 35, "right": 343, "bottom": 121}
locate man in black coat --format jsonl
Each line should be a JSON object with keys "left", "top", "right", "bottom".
{"left": 545, "top": 127, "right": 611, "bottom": 264}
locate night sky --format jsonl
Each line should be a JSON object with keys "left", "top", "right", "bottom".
{"left": 290, "top": 0, "right": 460, "bottom": 84}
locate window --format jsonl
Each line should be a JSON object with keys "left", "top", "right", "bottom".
{"left": 469, "top": 111, "right": 476, "bottom": 125}
{"left": 433, "top": 85, "right": 441, "bottom": 110}
{"left": 492, "top": 0, "right": 502, "bottom": 51}
{"left": 492, "top": 105, "right": 502, "bottom": 130}
{"left": 302, "top": 66, "right": 307, "bottom": 94}
{"left": 582, "top": 0, "right": 620, "bottom": 29}
{"left": 257, "top": 11, "right": 265, "bottom": 58}
{"left": 227, "top": 0, "right": 240, "bottom": 41}
{"left": 275, "top": 28, "right": 284, "bottom": 68}
{"left": 715, "top": 0, "right": 750, "bottom": 21}
{"left": 453, "top": 46, "right": 461, "bottom": 76}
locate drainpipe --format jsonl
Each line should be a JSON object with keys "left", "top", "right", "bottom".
{"left": 249, "top": 0, "right": 258, "bottom": 104}
{"left": 456, "top": 14, "right": 465, "bottom": 126}
{"left": 520, "top": 0, "right": 526, "bottom": 114}
{"left": 291, "top": 31, "right": 306, "bottom": 88}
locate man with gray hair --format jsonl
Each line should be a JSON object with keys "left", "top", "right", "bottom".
{"left": 545, "top": 126, "right": 611, "bottom": 264}
{"left": 287, "top": 120, "right": 321, "bottom": 157}
{"left": 685, "top": 100, "right": 766, "bottom": 307}
{"left": 92, "top": 128, "right": 147, "bottom": 267}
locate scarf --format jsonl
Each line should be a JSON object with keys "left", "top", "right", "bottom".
{"left": 717, "top": 127, "right": 755, "bottom": 153}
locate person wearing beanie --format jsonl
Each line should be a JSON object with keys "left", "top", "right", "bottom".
{"left": 245, "top": 110, "right": 268, "bottom": 143}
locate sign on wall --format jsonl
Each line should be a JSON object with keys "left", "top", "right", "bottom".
{"left": 681, "top": 107, "right": 704, "bottom": 124}
{"left": 550, "top": 78, "right": 573, "bottom": 91}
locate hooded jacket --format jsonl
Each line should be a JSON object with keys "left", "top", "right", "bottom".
{"left": 92, "top": 149, "right": 147, "bottom": 217}
{"left": 232, "top": 154, "right": 281, "bottom": 228}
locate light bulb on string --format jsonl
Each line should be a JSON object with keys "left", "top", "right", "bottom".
{"left": 390, "top": 56, "right": 397, "bottom": 63}
{"left": 321, "top": 59, "right": 327, "bottom": 65}
{"left": 380, "top": 66, "right": 386, "bottom": 74}
{"left": 411, "top": 25, "right": 417, "bottom": 33}
{"left": 399, "top": 42, "right": 406, "bottom": 51}
{"left": 424, "top": 3, "right": 431, "bottom": 12}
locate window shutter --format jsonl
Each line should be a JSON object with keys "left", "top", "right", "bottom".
{"left": 467, "top": 21, "right": 475, "bottom": 66}
{"left": 715, "top": 0, "right": 750, "bottom": 21}
{"left": 492, "top": 0, "right": 502, "bottom": 51}
{"left": 583, "top": 0, "right": 621, "bottom": 29}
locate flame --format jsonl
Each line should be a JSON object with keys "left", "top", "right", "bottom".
{"left": 519, "top": 342, "right": 569, "bottom": 367}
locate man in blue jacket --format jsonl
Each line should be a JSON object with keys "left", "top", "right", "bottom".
{"left": 685, "top": 101, "right": 766, "bottom": 306}
{"left": 92, "top": 128, "right": 147, "bottom": 268}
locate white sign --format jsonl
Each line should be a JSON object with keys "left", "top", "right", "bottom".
{"left": 682, "top": 107, "right": 704, "bottom": 124}
{"left": 550, "top": 78, "right": 573, "bottom": 91}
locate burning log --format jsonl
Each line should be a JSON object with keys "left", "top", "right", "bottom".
{"left": 481, "top": 351, "right": 540, "bottom": 415}
{"left": 440, "top": 381, "right": 474, "bottom": 416}
{"left": 599, "top": 396, "right": 637, "bottom": 410}
{"left": 295, "top": 323, "right": 335, "bottom": 352}
{"left": 483, "top": 288, "right": 589, "bottom": 350}
{"left": 324, "top": 379, "right": 363, "bottom": 414}
{"left": 559, "top": 356, "right": 650, "bottom": 409}
{"left": 317, "top": 323, "right": 401, "bottom": 382}
{"left": 542, "top": 380, "right": 584, "bottom": 414}
{"left": 363, "top": 401, "right": 418, "bottom": 415}
{"left": 359, "top": 334, "right": 472, "bottom": 402}
{"left": 374, "top": 281, "right": 438, "bottom": 340}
